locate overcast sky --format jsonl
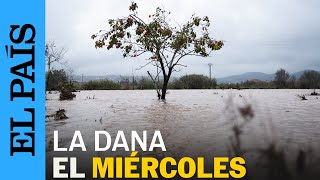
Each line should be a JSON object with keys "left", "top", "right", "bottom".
{"left": 46, "top": 0, "right": 320, "bottom": 78}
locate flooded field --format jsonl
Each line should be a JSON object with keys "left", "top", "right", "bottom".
{"left": 46, "top": 89, "right": 320, "bottom": 179}
{"left": 46, "top": 89, "right": 320, "bottom": 152}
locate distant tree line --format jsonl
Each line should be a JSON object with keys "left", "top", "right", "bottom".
{"left": 170, "top": 74, "right": 217, "bottom": 89}
{"left": 218, "top": 69, "right": 320, "bottom": 89}
{"left": 46, "top": 68, "right": 319, "bottom": 91}
{"left": 46, "top": 72, "right": 217, "bottom": 91}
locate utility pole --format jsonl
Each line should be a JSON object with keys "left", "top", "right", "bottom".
{"left": 208, "top": 63, "right": 212, "bottom": 80}
{"left": 208, "top": 63, "right": 213, "bottom": 89}
{"left": 132, "top": 66, "right": 135, "bottom": 90}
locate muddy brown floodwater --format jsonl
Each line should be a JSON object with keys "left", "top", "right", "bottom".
{"left": 46, "top": 89, "right": 320, "bottom": 179}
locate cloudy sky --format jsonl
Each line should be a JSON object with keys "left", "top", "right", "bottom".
{"left": 46, "top": 0, "right": 320, "bottom": 78}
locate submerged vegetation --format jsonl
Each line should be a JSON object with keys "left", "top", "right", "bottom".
{"left": 46, "top": 109, "right": 68, "bottom": 120}
{"left": 59, "top": 88, "right": 76, "bottom": 100}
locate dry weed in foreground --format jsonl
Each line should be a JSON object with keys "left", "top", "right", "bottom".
{"left": 224, "top": 96, "right": 319, "bottom": 180}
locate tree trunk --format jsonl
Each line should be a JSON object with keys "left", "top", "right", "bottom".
{"left": 46, "top": 71, "right": 51, "bottom": 91}
{"left": 161, "top": 77, "right": 169, "bottom": 100}
{"left": 46, "top": 62, "right": 51, "bottom": 91}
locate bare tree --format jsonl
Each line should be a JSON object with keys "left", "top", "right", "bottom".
{"left": 274, "top": 68, "right": 290, "bottom": 89}
{"left": 120, "top": 75, "right": 130, "bottom": 90}
{"left": 66, "top": 66, "right": 75, "bottom": 86}
{"left": 45, "top": 41, "right": 67, "bottom": 90}
{"left": 299, "top": 70, "right": 320, "bottom": 89}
